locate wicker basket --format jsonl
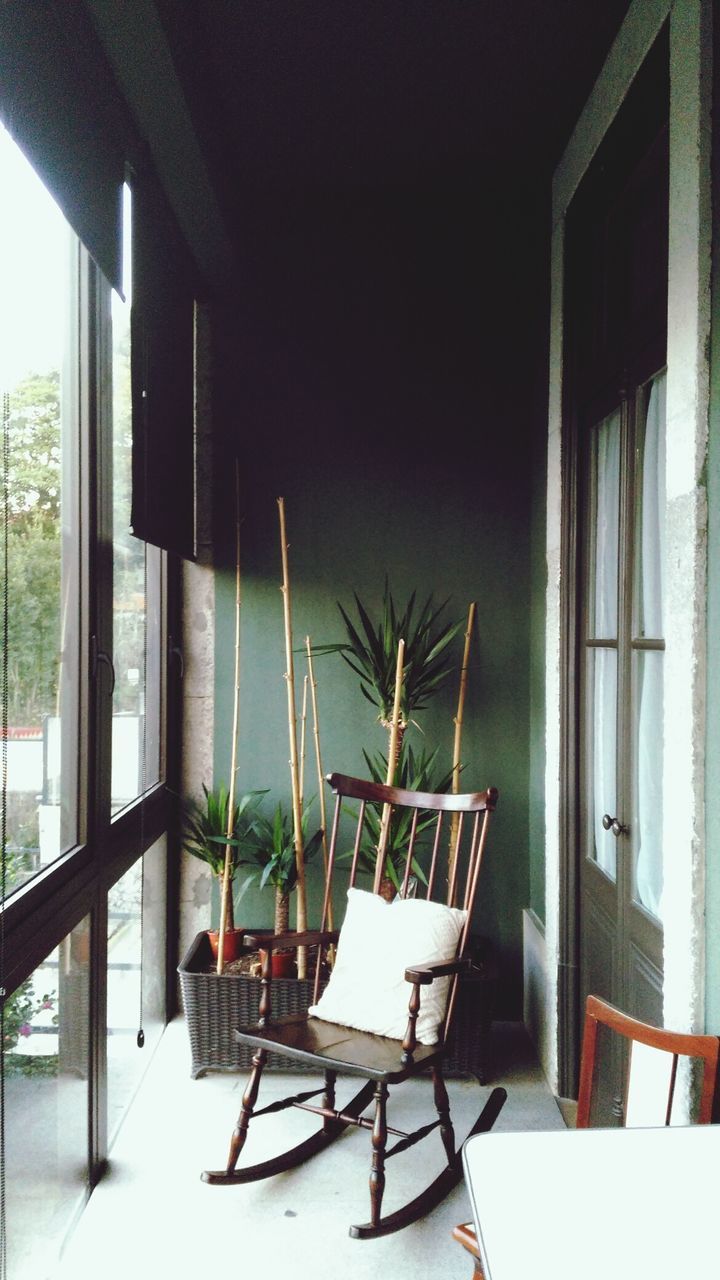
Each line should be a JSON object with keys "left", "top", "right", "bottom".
{"left": 178, "top": 930, "right": 497, "bottom": 1081}
{"left": 178, "top": 931, "right": 322, "bottom": 1076}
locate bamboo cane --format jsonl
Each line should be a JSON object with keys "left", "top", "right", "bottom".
{"left": 277, "top": 497, "right": 308, "bottom": 976}
{"left": 374, "top": 638, "right": 405, "bottom": 894}
{"left": 447, "top": 602, "right": 476, "bottom": 906}
{"left": 299, "top": 675, "right": 309, "bottom": 808}
{"left": 217, "top": 462, "right": 243, "bottom": 974}
{"left": 306, "top": 636, "right": 333, "bottom": 934}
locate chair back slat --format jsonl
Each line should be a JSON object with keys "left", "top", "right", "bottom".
{"left": 577, "top": 994, "right": 720, "bottom": 1127}
{"left": 458, "top": 808, "right": 476, "bottom": 911}
{"left": 322, "top": 773, "right": 498, "bottom": 1043}
{"left": 447, "top": 813, "right": 464, "bottom": 907}
{"left": 462, "top": 811, "right": 490, "bottom": 930}
{"left": 349, "top": 799, "right": 367, "bottom": 889}
{"left": 443, "top": 813, "right": 489, "bottom": 1040}
{"left": 327, "top": 772, "right": 494, "bottom": 812}
{"left": 320, "top": 792, "right": 343, "bottom": 934}
{"left": 401, "top": 809, "right": 420, "bottom": 898}
{"left": 426, "top": 811, "right": 444, "bottom": 901}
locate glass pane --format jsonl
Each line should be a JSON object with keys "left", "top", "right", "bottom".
{"left": 636, "top": 371, "right": 666, "bottom": 640}
{"left": 0, "top": 123, "right": 79, "bottom": 893}
{"left": 111, "top": 187, "right": 161, "bottom": 814}
{"left": 3, "top": 920, "right": 89, "bottom": 1278}
{"left": 589, "top": 408, "right": 621, "bottom": 639}
{"left": 589, "top": 647, "right": 617, "bottom": 879}
{"left": 633, "top": 649, "right": 663, "bottom": 919}
{"left": 107, "top": 836, "right": 167, "bottom": 1143}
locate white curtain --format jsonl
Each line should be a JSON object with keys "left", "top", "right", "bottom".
{"left": 635, "top": 373, "right": 666, "bottom": 919}
{"left": 593, "top": 412, "right": 620, "bottom": 637}
{"left": 592, "top": 410, "right": 620, "bottom": 877}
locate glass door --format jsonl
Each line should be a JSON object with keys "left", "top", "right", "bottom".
{"left": 578, "top": 371, "right": 666, "bottom": 1121}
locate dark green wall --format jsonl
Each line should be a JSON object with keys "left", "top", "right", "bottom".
{"left": 211, "top": 183, "right": 549, "bottom": 1014}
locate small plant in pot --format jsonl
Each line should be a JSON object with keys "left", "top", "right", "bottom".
{"left": 245, "top": 803, "right": 323, "bottom": 978}
{"left": 182, "top": 783, "right": 268, "bottom": 962}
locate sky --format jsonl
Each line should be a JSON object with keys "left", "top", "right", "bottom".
{"left": 0, "top": 122, "right": 70, "bottom": 393}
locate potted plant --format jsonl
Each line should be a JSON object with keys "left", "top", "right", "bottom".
{"left": 319, "top": 581, "right": 463, "bottom": 762}
{"left": 242, "top": 802, "right": 324, "bottom": 976}
{"left": 345, "top": 744, "right": 453, "bottom": 897}
{"left": 182, "top": 782, "right": 267, "bottom": 961}
{"left": 177, "top": 797, "right": 327, "bottom": 1078}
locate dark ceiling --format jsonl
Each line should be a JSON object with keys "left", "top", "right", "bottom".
{"left": 157, "top": 0, "right": 630, "bottom": 227}
{"left": 128, "top": 0, "right": 634, "bottom": 462}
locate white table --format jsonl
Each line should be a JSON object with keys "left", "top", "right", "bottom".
{"left": 462, "top": 1123, "right": 719, "bottom": 1280}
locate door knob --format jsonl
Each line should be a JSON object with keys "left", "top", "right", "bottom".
{"left": 602, "top": 814, "right": 628, "bottom": 838}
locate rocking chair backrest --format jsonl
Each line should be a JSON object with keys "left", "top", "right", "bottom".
{"left": 318, "top": 772, "right": 498, "bottom": 1033}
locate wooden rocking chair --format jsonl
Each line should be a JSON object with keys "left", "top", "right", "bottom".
{"left": 202, "top": 771, "right": 506, "bottom": 1238}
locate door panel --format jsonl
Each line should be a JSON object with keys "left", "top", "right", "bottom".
{"left": 564, "top": 31, "right": 668, "bottom": 1102}
{"left": 584, "top": 896, "right": 618, "bottom": 1008}
{"left": 628, "top": 944, "right": 663, "bottom": 1028}
{"left": 589, "top": 646, "right": 618, "bottom": 881}
{"left": 590, "top": 409, "right": 621, "bottom": 641}
{"left": 632, "top": 647, "right": 663, "bottom": 916}
{"left": 579, "top": 372, "right": 666, "bottom": 1082}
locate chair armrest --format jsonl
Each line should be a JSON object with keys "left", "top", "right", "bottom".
{"left": 404, "top": 956, "right": 472, "bottom": 985}
{"left": 244, "top": 928, "right": 339, "bottom": 953}
{"left": 400, "top": 957, "right": 472, "bottom": 1064}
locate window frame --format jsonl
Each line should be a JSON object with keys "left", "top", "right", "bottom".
{"left": 1, "top": 198, "right": 178, "bottom": 1189}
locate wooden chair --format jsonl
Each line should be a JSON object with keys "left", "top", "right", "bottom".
{"left": 577, "top": 993, "right": 720, "bottom": 1127}
{"left": 202, "top": 771, "right": 506, "bottom": 1239}
{"left": 454, "top": 993, "right": 720, "bottom": 1276}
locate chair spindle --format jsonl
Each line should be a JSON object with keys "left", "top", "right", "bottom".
{"left": 426, "top": 811, "right": 444, "bottom": 901}
{"left": 462, "top": 813, "right": 482, "bottom": 911}
{"left": 401, "top": 809, "right": 420, "bottom": 898}
{"left": 447, "top": 812, "right": 465, "bottom": 907}
{"left": 349, "top": 799, "right": 366, "bottom": 888}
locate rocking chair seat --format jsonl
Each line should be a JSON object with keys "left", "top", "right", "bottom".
{"left": 235, "top": 1011, "right": 445, "bottom": 1083}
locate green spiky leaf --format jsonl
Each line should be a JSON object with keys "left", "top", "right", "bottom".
{"left": 333, "top": 583, "right": 462, "bottom": 722}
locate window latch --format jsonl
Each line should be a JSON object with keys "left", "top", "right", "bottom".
{"left": 91, "top": 635, "right": 116, "bottom": 695}
{"left": 168, "top": 635, "right": 184, "bottom": 678}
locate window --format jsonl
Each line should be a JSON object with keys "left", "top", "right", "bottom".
{"left": 1, "top": 116, "right": 176, "bottom": 1280}
{"left": 0, "top": 122, "right": 80, "bottom": 893}
{"left": 2, "top": 919, "right": 90, "bottom": 1280}
{"left": 111, "top": 187, "right": 162, "bottom": 815}
{"left": 107, "top": 836, "right": 167, "bottom": 1141}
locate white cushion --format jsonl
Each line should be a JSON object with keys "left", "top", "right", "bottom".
{"left": 308, "top": 887, "right": 467, "bottom": 1045}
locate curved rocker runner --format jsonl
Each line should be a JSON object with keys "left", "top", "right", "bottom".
{"left": 202, "top": 1074, "right": 377, "bottom": 1185}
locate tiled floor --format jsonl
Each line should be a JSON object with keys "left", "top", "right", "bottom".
{"left": 53, "top": 1018, "right": 564, "bottom": 1280}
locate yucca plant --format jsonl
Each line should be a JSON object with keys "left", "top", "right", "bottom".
{"left": 182, "top": 783, "right": 268, "bottom": 931}
{"left": 314, "top": 582, "right": 463, "bottom": 761}
{"left": 348, "top": 745, "right": 455, "bottom": 893}
{"left": 245, "top": 803, "right": 323, "bottom": 936}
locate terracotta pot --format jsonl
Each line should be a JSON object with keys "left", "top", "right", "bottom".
{"left": 379, "top": 876, "right": 396, "bottom": 903}
{"left": 270, "top": 951, "right": 296, "bottom": 979}
{"left": 207, "top": 928, "right": 244, "bottom": 963}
